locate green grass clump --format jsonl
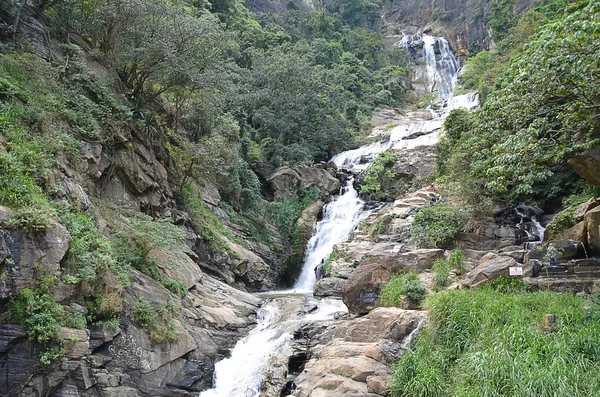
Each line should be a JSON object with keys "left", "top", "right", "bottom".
{"left": 409, "top": 204, "right": 470, "bottom": 249}
{"left": 360, "top": 151, "right": 401, "bottom": 201}
{"left": 380, "top": 273, "right": 427, "bottom": 306}
{"left": 322, "top": 251, "right": 336, "bottom": 277}
{"left": 176, "top": 183, "right": 239, "bottom": 258}
{"left": 392, "top": 286, "right": 600, "bottom": 397}
{"left": 132, "top": 298, "right": 180, "bottom": 343}
{"left": 432, "top": 258, "right": 450, "bottom": 288}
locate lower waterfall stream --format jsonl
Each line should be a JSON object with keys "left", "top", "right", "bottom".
{"left": 200, "top": 34, "right": 480, "bottom": 397}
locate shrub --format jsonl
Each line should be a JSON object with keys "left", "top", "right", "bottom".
{"left": 10, "top": 288, "right": 66, "bottom": 344}
{"left": 39, "top": 347, "right": 66, "bottom": 367}
{"left": 380, "top": 273, "right": 427, "bottom": 306}
{"left": 409, "top": 204, "right": 470, "bottom": 249}
{"left": 113, "top": 214, "right": 186, "bottom": 279}
{"left": 176, "top": 183, "right": 237, "bottom": 257}
{"left": 368, "top": 214, "right": 393, "bottom": 241}
{"left": 447, "top": 249, "right": 466, "bottom": 275}
{"left": 360, "top": 151, "right": 401, "bottom": 201}
{"left": 322, "top": 251, "right": 336, "bottom": 277}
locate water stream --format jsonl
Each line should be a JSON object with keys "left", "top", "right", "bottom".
{"left": 201, "top": 33, "right": 476, "bottom": 397}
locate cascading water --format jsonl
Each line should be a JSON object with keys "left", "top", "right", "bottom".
{"left": 200, "top": 298, "right": 347, "bottom": 397}
{"left": 201, "top": 33, "right": 476, "bottom": 397}
{"left": 293, "top": 177, "right": 373, "bottom": 291}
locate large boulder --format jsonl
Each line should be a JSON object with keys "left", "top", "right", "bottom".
{"left": 314, "top": 277, "right": 346, "bottom": 297}
{"left": 461, "top": 253, "right": 517, "bottom": 288}
{"left": 342, "top": 249, "right": 443, "bottom": 314}
{"left": 267, "top": 164, "right": 340, "bottom": 200}
{"left": 569, "top": 148, "right": 600, "bottom": 187}
{"left": 585, "top": 206, "right": 600, "bottom": 256}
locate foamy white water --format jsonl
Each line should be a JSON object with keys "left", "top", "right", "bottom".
{"left": 293, "top": 178, "right": 373, "bottom": 292}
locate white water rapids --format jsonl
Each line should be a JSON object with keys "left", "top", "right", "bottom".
{"left": 200, "top": 34, "right": 478, "bottom": 397}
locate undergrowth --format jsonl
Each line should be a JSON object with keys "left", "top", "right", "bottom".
{"left": 392, "top": 282, "right": 600, "bottom": 396}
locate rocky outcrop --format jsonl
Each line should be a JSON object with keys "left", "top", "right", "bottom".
{"left": 460, "top": 253, "right": 517, "bottom": 288}
{"left": 343, "top": 249, "right": 443, "bottom": 314}
{"left": 1, "top": 261, "right": 262, "bottom": 397}
{"left": 290, "top": 308, "right": 426, "bottom": 397}
{"left": 267, "top": 164, "right": 340, "bottom": 200}
{"left": 0, "top": 206, "right": 71, "bottom": 299}
{"left": 569, "top": 148, "right": 600, "bottom": 187}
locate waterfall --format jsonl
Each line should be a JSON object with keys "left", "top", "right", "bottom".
{"left": 200, "top": 298, "right": 347, "bottom": 397}
{"left": 293, "top": 178, "right": 373, "bottom": 291}
{"left": 201, "top": 33, "right": 474, "bottom": 397}
{"left": 400, "top": 34, "right": 461, "bottom": 99}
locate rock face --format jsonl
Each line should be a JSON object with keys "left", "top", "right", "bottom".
{"left": 290, "top": 308, "right": 426, "bottom": 397}
{"left": 0, "top": 207, "right": 71, "bottom": 299}
{"left": 343, "top": 249, "right": 443, "bottom": 314}
{"left": 384, "top": 0, "right": 533, "bottom": 54}
{"left": 267, "top": 164, "right": 340, "bottom": 200}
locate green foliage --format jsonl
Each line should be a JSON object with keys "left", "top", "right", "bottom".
{"left": 132, "top": 298, "right": 180, "bottom": 343}
{"left": 322, "top": 251, "right": 336, "bottom": 277}
{"left": 392, "top": 288, "right": 600, "bottom": 396}
{"left": 368, "top": 214, "right": 393, "bottom": 240}
{"left": 10, "top": 288, "right": 66, "bottom": 344}
{"left": 409, "top": 204, "right": 470, "bottom": 249}
{"left": 360, "top": 151, "right": 400, "bottom": 201}
{"left": 176, "top": 183, "right": 237, "bottom": 257}
{"left": 432, "top": 258, "right": 450, "bottom": 288}
{"left": 39, "top": 347, "right": 66, "bottom": 367}
{"left": 444, "top": 2, "right": 600, "bottom": 206}
{"left": 380, "top": 273, "right": 427, "bottom": 306}
{"left": 447, "top": 248, "right": 466, "bottom": 275}
{"left": 114, "top": 214, "right": 186, "bottom": 273}
{"left": 60, "top": 210, "right": 115, "bottom": 285}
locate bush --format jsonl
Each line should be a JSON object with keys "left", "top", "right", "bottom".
{"left": 113, "top": 214, "right": 186, "bottom": 276}
{"left": 360, "top": 151, "right": 401, "bottom": 201}
{"left": 380, "top": 273, "right": 427, "bottom": 306}
{"left": 10, "top": 288, "right": 66, "bottom": 344}
{"left": 447, "top": 248, "right": 466, "bottom": 275}
{"left": 176, "top": 183, "right": 237, "bottom": 257}
{"left": 409, "top": 204, "right": 470, "bottom": 249}
{"left": 322, "top": 251, "right": 336, "bottom": 277}
{"left": 392, "top": 288, "right": 600, "bottom": 396}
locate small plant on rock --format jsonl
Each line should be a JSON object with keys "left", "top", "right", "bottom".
{"left": 380, "top": 273, "right": 427, "bottom": 307}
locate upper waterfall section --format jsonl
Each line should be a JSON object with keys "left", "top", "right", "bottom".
{"left": 398, "top": 34, "right": 461, "bottom": 100}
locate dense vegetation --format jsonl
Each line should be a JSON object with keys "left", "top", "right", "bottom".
{"left": 392, "top": 280, "right": 600, "bottom": 396}
{"left": 439, "top": 0, "right": 600, "bottom": 210}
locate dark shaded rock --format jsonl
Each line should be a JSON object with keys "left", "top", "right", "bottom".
{"left": 267, "top": 164, "right": 340, "bottom": 200}
{"left": 584, "top": 206, "right": 600, "bottom": 256}
{"left": 0, "top": 209, "right": 71, "bottom": 299}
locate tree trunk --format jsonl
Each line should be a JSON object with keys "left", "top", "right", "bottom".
{"left": 12, "top": 0, "right": 27, "bottom": 39}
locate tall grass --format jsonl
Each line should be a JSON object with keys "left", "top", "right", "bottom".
{"left": 392, "top": 282, "right": 600, "bottom": 396}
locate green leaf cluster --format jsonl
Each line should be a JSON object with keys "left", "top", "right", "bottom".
{"left": 440, "top": 1, "right": 600, "bottom": 207}
{"left": 360, "top": 151, "right": 401, "bottom": 201}
{"left": 409, "top": 204, "right": 470, "bottom": 249}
